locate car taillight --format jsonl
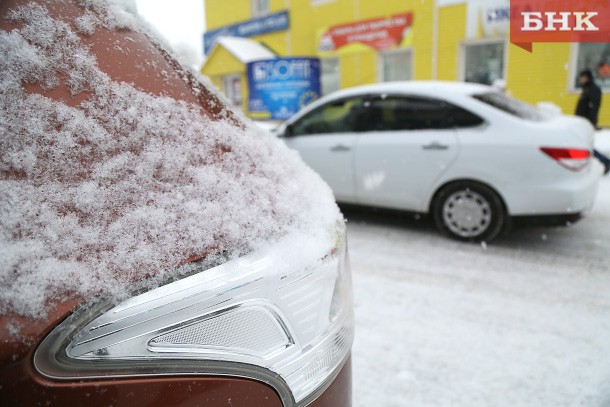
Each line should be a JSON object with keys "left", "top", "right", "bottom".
{"left": 540, "top": 147, "right": 591, "bottom": 171}
{"left": 34, "top": 226, "right": 353, "bottom": 406}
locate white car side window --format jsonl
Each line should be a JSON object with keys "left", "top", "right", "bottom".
{"left": 367, "top": 96, "right": 449, "bottom": 131}
{"left": 291, "top": 97, "right": 364, "bottom": 136}
{"left": 365, "top": 96, "right": 484, "bottom": 132}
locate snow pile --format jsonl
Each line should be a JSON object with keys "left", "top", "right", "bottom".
{"left": 0, "top": 1, "right": 341, "bottom": 318}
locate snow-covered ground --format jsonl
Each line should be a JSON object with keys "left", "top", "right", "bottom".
{"left": 348, "top": 176, "right": 610, "bottom": 406}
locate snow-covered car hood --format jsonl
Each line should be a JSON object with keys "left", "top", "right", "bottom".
{"left": 0, "top": 0, "right": 341, "bottom": 328}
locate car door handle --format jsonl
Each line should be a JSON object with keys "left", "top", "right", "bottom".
{"left": 330, "top": 144, "right": 351, "bottom": 152}
{"left": 422, "top": 142, "right": 449, "bottom": 151}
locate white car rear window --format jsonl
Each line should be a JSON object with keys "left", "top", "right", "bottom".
{"left": 473, "top": 92, "right": 545, "bottom": 121}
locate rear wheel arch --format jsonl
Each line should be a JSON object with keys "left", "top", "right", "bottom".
{"left": 429, "top": 179, "right": 510, "bottom": 242}
{"left": 429, "top": 179, "right": 508, "bottom": 211}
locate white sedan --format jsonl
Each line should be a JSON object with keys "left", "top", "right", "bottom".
{"left": 277, "top": 81, "right": 602, "bottom": 241}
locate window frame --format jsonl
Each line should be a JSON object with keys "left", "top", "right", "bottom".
{"left": 377, "top": 48, "right": 414, "bottom": 83}
{"left": 221, "top": 74, "right": 243, "bottom": 108}
{"left": 459, "top": 38, "right": 507, "bottom": 86}
{"left": 320, "top": 57, "right": 341, "bottom": 96}
{"left": 568, "top": 42, "right": 610, "bottom": 94}
{"left": 251, "top": 0, "right": 270, "bottom": 17}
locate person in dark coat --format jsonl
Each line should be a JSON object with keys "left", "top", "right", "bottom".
{"left": 575, "top": 69, "right": 609, "bottom": 175}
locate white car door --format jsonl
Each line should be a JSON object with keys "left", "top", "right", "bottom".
{"left": 354, "top": 95, "right": 461, "bottom": 211}
{"left": 283, "top": 96, "right": 366, "bottom": 203}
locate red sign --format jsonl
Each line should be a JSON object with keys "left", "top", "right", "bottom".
{"left": 510, "top": 0, "right": 610, "bottom": 52}
{"left": 320, "top": 13, "right": 414, "bottom": 52}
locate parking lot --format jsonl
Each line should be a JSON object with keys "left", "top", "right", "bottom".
{"left": 348, "top": 176, "right": 610, "bottom": 406}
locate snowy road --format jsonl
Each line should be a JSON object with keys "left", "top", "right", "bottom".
{"left": 347, "top": 176, "right": 610, "bottom": 406}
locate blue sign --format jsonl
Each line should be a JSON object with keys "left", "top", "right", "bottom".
{"left": 203, "top": 11, "right": 290, "bottom": 54}
{"left": 247, "top": 57, "right": 321, "bottom": 121}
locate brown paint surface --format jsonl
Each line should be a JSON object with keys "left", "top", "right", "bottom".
{"left": 0, "top": 0, "right": 234, "bottom": 341}
{"left": 0, "top": 0, "right": 232, "bottom": 118}
{"left": 0, "top": 349, "right": 351, "bottom": 406}
{"left": 1, "top": 357, "right": 283, "bottom": 407}
{"left": 308, "top": 358, "right": 352, "bottom": 407}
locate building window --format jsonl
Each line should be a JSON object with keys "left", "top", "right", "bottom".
{"left": 222, "top": 74, "right": 242, "bottom": 107}
{"left": 379, "top": 49, "right": 413, "bottom": 82}
{"left": 311, "top": 0, "right": 336, "bottom": 5}
{"left": 251, "top": 0, "right": 269, "bottom": 17}
{"left": 573, "top": 43, "right": 610, "bottom": 91}
{"left": 462, "top": 41, "right": 505, "bottom": 86}
{"left": 321, "top": 57, "right": 340, "bottom": 96}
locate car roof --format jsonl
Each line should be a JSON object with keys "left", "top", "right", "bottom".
{"left": 326, "top": 80, "right": 494, "bottom": 100}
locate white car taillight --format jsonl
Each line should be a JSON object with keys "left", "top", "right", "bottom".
{"left": 540, "top": 147, "right": 591, "bottom": 171}
{"left": 34, "top": 227, "right": 353, "bottom": 406}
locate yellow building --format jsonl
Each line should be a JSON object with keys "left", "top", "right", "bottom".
{"left": 201, "top": 0, "right": 610, "bottom": 126}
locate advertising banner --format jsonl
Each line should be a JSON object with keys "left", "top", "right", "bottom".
{"left": 510, "top": 0, "right": 610, "bottom": 52}
{"left": 247, "top": 58, "right": 321, "bottom": 121}
{"left": 203, "top": 10, "right": 289, "bottom": 54}
{"left": 465, "top": 0, "right": 509, "bottom": 39}
{"left": 318, "top": 13, "right": 413, "bottom": 53}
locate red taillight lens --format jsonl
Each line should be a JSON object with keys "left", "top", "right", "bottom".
{"left": 540, "top": 147, "right": 591, "bottom": 171}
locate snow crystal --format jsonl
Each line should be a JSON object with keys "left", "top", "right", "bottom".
{"left": 74, "top": 11, "right": 100, "bottom": 35}
{"left": 0, "top": 1, "right": 341, "bottom": 320}
{"left": 76, "top": 0, "right": 137, "bottom": 30}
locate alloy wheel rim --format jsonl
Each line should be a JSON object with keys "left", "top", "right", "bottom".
{"left": 442, "top": 189, "right": 492, "bottom": 238}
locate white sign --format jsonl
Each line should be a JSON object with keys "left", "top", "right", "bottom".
{"left": 462, "top": 0, "right": 510, "bottom": 39}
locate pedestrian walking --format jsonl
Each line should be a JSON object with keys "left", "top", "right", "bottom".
{"left": 575, "top": 69, "right": 610, "bottom": 175}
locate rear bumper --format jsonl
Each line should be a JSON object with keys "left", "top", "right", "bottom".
{"left": 511, "top": 212, "right": 584, "bottom": 227}
{"left": 506, "top": 162, "right": 602, "bottom": 217}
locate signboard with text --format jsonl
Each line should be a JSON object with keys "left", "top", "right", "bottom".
{"left": 318, "top": 13, "right": 413, "bottom": 53}
{"left": 465, "top": 0, "right": 509, "bottom": 39}
{"left": 203, "top": 10, "right": 289, "bottom": 54}
{"left": 510, "top": 0, "right": 610, "bottom": 52}
{"left": 247, "top": 58, "right": 321, "bottom": 121}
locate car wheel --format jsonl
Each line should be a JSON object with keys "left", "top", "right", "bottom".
{"left": 432, "top": 181, "right": 506, "bottom": 242}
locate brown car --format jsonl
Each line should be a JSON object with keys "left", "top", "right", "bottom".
{"left": 0, "top": 1, "right": 353, "bottom": 406}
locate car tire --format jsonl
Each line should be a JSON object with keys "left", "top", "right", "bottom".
{"left": 432, "top": 181, "right": 506, "bottom": 242}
